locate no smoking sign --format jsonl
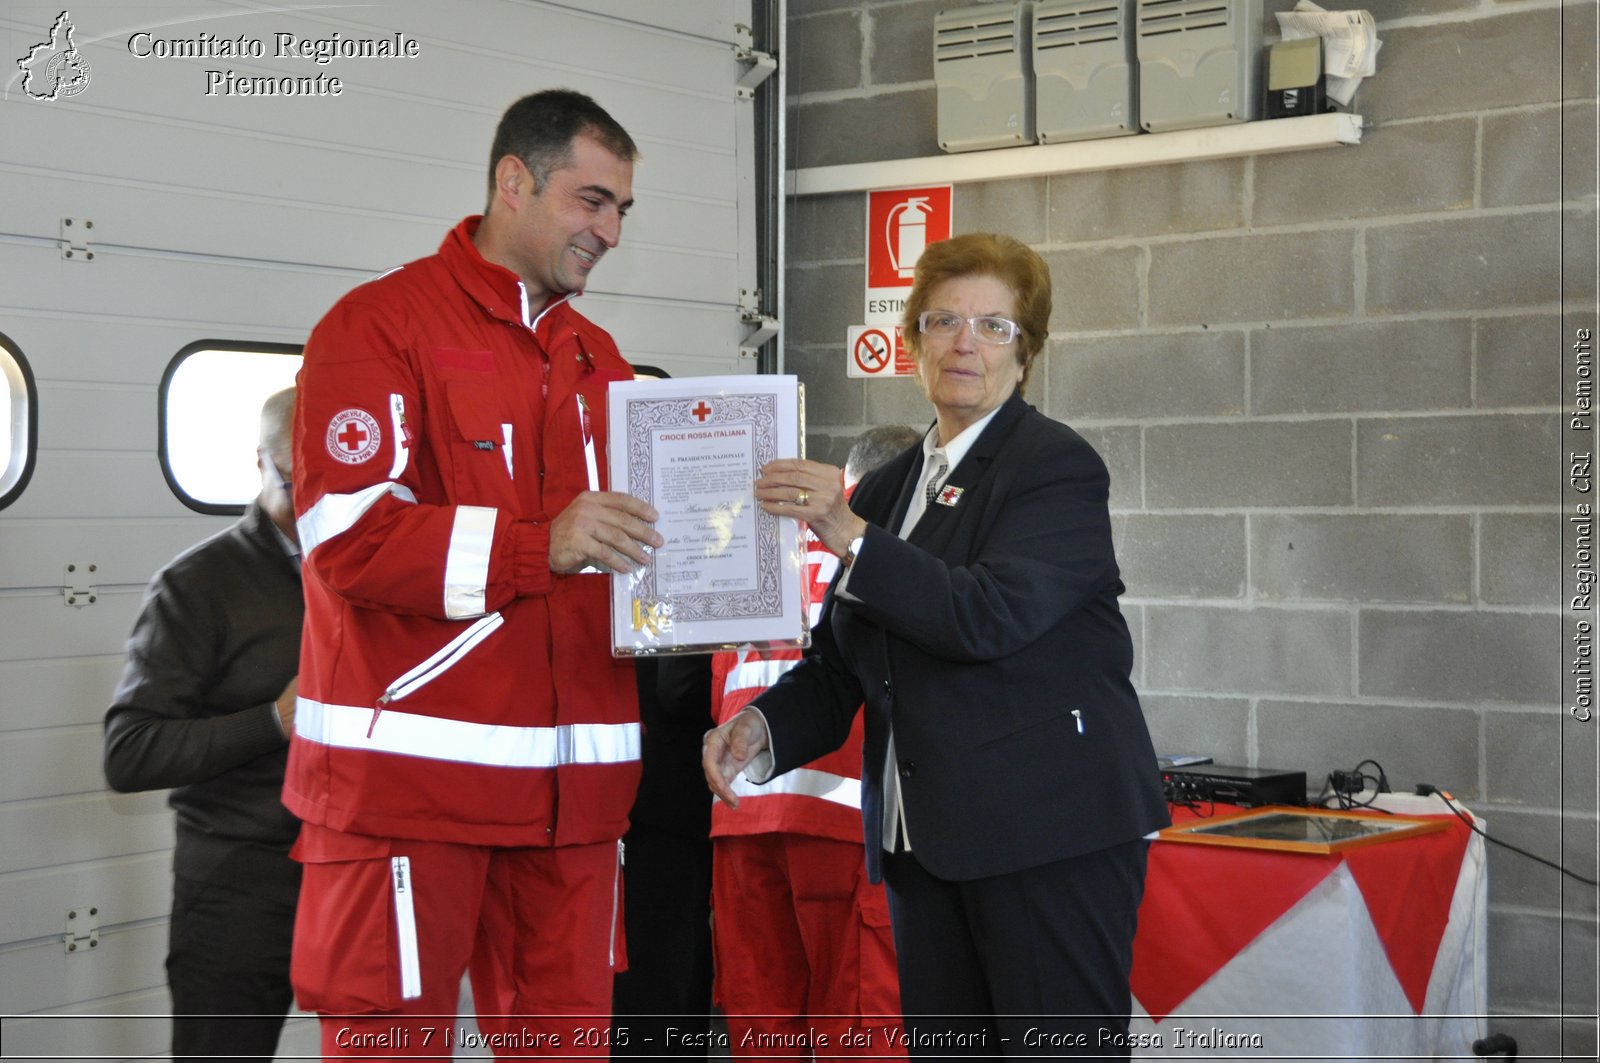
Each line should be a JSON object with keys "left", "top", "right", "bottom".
{"left": 847, "top": 325, "right": 915, "bottom": 379}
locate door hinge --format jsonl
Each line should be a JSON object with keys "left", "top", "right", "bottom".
{"left": 64, "top": 906, "right": 100, "bottom": 954}
{"left": 63, "top": 562, "right": 99, "bottom": 607}
{"left": 740, "top": 310, "right": 780, "bottom": 359}
{"left": 738, "top": 289, "right": 779, "bottom": 358}
{"left": 60, "top": 217, "right": 95, "bottom": 262}
{"left": 733, "top": 23, "right": 776, "bottom": 100}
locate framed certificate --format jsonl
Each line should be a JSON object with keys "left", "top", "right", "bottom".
{"left": 1157, "top": 805, "right": 1450, "bottom": 855}
{"left": 608, "top": 375, "right": 809, "bottom": 656}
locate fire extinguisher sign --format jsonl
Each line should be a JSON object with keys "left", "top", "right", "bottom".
{"left": 865, "top": 185, "right": 952, "bottom": 326}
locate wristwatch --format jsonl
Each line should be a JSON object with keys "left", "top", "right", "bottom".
{"left": 842, "top": 534, "right": 865, "bottom": 567}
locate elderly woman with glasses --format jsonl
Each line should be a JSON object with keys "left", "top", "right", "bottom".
{"left": 704, "top": 232, "right": 1168, "bottom": 1056}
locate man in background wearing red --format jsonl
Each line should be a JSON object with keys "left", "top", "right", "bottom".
{"left": 710, "top": 425, "right": 919, "bottom": 1058}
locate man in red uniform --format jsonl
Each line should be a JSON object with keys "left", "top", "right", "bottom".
{"left": 710, "top": 425, "right": 919, "bottom": 1059}
{"left": 285, "top": 90, "right": 662, "bottom": 1057}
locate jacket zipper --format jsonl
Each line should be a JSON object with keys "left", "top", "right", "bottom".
{"left": 369, "top": 611, "right": 505, "bottom": 737}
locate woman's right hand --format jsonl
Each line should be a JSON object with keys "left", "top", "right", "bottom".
{"left": 755, "top": 459, "right": 867, "bottom": 560}
{"left": 702, "top": 709, "right": 772, "bottom": 809}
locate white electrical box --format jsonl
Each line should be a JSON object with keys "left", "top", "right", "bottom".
{"left": 936, "top": 2, "right": 1037, "bottom": 153}
{"left": 1034, "top": 0, "right": 1139, "bottom": 143}
{"left": 1136, "top": 0, "right": 1261, "bottom": 132}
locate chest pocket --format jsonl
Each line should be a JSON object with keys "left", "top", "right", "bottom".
{"left": 443, "top": 378, "right": 515, "bottom": 498}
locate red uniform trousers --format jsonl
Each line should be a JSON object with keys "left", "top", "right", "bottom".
{"left": 291, "top": 824, "right": 623, "bottom": 1059}
{"left": 712, "top": 833, "right": 903, "bottom": 1060}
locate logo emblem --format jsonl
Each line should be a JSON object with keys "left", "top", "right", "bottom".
{"left": 936, "top": 485, "right": 963, "bottom": 507}
{"left": 16, "top": 12, "right": 92, "bottom": 101}
{"left": 327, "top": 409, "right": 382, "bottom": 465}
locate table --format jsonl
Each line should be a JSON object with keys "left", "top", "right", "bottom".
{"left": 1128, "top": 795, "right": 1488, "bottom": 1059}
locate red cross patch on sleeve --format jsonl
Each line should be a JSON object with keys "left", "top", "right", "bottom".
{"left": 326, "top": 409, "right": 383, "bottom": 465}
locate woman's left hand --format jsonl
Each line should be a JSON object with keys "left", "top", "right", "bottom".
{"left": 756, "top": 458, "right": 866, "bottom": 559}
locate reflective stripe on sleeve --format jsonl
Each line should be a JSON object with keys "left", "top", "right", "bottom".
{"left": 388, "top": 394, "right": 410, "bottom": 480}
{"left": 295, "top": 698, "right": 642, "bottom": 768}
{"left": 443, "top": 505, "right": 496, "bottom": 619}
{"left": 724, "top": 658, "right": 799, "bottom": 697}
{"left": 729, "top": 767, "right": 862, "bottom": 810}
{"left": 806, "top": 541, "right": 840, "bottom": 628}
{"left": 298, "top": 481, "right": 418, "bottom": 555}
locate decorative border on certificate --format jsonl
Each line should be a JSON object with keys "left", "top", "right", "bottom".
{"left": 624, "top": 393, "right": 784, "bottom": 623}
{"left": 608, "top": 374, "right": 806, "bottom": 656}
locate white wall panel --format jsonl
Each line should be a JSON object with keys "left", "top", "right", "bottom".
{"left": 2, "top": 989, "right": 171, "bottom": 1062}
{"left": 280, "top": 1014, "right": 322, "bottom": 1058}
{"left": 0, "top": 591, "right": 143, "bottom": 663}
{"left": 0, "top": 242, "right": 370, "bottom": 338}
{"left": 545, "top": 0, "right": 744, "bottom": 42}
{"left": 0, "top": 790, "right": 172, "bottom": 876}
{"left": 0, "top": 165, "right": 453, "bottom": 277}
{"left": 33, "top": 382, "right": 152, "bottom": 453}
{"left": 0, "top": 924, "right": 169, "bottom": 1016}
{"left": 0, "top": 164, "right": 736, "bottom": 281}
{"left": 0, "top": 727, "right": 115, "bottom": 802}
{"left": 0, "top": 109, "right": 475, "bottom": 252}
{"left": 0, "top": 520, "right": 224, "bottom": 592}
{"left": 0, "top": 1, "right": 747, "bottom": 278}
{"left": 0, "top": 0, "right": 764, "bottom": 1037}
{"left": 4, "top": 453, "right": 196, "bottom": 519}
{"left": 0, "top": 314, "right": 308, "bottom": 386}
{"left": 0, "top": 658, "right": 128, "bottom": 732}
{"left": 602, "top": 243, "right": 740, "bottom": 306}
{"left": 586, "top": 296, "right": 757, "bottom": 376}
{"left": 0, "top": 2, "right": 744, "bottom": 156}
{"left": 3, "top": 853, "right": 173, "bottom": 941}
{"left": 2, "top": 224, "right": 732, "bottom": 330}
{"left": 0, "top": 997, "right": 324, "bottom": 1063}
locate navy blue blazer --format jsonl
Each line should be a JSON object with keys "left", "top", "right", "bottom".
{"left": 751, "top": 393, "right": 1169, "bottom": 882}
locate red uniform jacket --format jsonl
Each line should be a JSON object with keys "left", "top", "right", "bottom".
{"left": 284, "top": 216, "right": 640, "bottom": 847}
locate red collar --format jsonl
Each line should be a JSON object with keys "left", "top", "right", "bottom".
{"left": 439, "top": 216, "right": 581, "bottom": 333}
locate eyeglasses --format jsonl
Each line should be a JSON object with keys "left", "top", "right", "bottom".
{"left": 916, "top": 312, "right": 1023, "bottom": 346}
{"left": 259, "top": 448, "right": 292, "bottom": 495}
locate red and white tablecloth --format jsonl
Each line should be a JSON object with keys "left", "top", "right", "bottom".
{"left": 1128, "top": 795, "right": 1488, "bottom": 1059}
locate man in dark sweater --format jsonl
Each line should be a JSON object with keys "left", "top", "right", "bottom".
{"left": 104, "top": 386, "right": 303, "bottom": 1062}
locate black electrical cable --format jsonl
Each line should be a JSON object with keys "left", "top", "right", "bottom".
{"left": 1318, "top": 759, "right": 1392, "bottom": 812}
{"left": 1416, "top": 786, "right": 1599, "bottom": 888}
{"left": 1471, "top": 1031, "right": 1518, "bottom": 1059}
{"left": 1162, "top": 775, "right": 1216, "bottom": 817}
{"left": 1353, "top": 759, "right": 1392, "bottom": 794}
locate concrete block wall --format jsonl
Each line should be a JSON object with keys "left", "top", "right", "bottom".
{"left": 785, "top": 0, "right": 1597, "bottom": 1053}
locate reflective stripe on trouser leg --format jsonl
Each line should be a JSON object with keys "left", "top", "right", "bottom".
{"left": 610, "top": 839, "right": 623, "bottom": 968}
{"left": 391, "top": 856, "right": 422, "bottom": 1000}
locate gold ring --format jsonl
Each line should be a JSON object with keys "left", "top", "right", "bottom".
{"left": 796, "top": 491, "right": 809, "bottom": 506}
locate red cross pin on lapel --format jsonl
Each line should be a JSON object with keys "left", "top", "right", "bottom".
{"left": 936, "top": 484, "right": 963, "bottom": 507}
